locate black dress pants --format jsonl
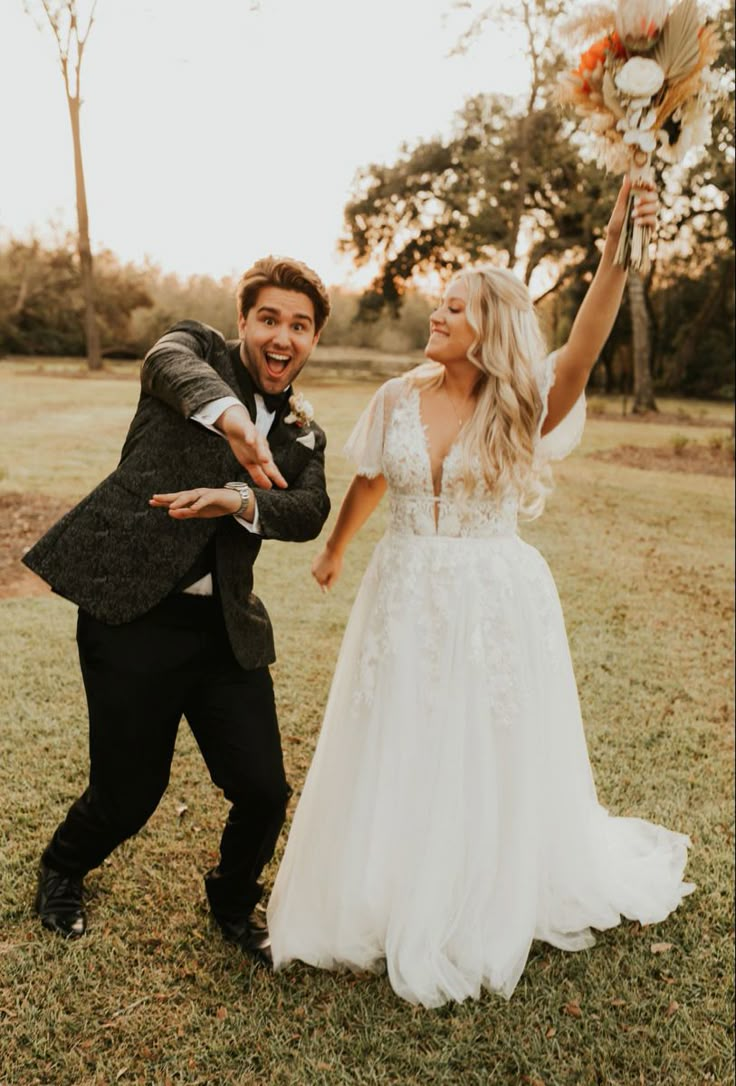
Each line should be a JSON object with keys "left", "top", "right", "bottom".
{"left": 43, "top": 594, "right": 290, "bottom": 918}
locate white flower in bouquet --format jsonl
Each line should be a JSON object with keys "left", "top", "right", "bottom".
{"left": 615, "top": 0, "right": 670, "bottom": 52}
{"left": 615, "top": 56, "right": 666, "bottom": 97}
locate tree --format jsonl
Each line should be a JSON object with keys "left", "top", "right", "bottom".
{"left": 24, "top": 0, "right": 102, "bottom": 369}
{"left": 342, "top": 93, "right": 622, "bottom": 315}
{"left": 0, "top": 234, "right": 152, "bottom": 356}
{"left": 449, "top": 0, "right": 565, "bottom": 261}
{"left": 627, "top": 272, "right": 656, "bottom": 411}
{"left": 656, "top": 6, "right": 735, "bottom": 397}
{"left": 342, "top": 0, "right": 632, "bottom": 347}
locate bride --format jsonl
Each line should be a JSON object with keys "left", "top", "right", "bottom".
{"left": 155, "top": 181, "right": 694, "bottom": 1006}
{"left": 265, "top": 179, "right": 693, "bottom": 1005}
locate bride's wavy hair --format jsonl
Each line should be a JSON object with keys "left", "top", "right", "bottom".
{"left": 411, "top": 265, "right": 550, "bottom": 519}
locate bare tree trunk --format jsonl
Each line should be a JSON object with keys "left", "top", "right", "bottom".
{"left": 12, "top": 266, "right": 30, "bottom": 317}
{"left": 32, "top": 0, "right": 102, "bottom": 370}
{"left": 509, "top": 1, "right": 539, "bottom": 265}
{"left": 67, "top": 92, "right": 101, "bottom": 370}
{"left": 629, "top": 270, "right": 657, "bottom": 413}
{"left": 509, "top": 114, "right": 530, "bottom": 263}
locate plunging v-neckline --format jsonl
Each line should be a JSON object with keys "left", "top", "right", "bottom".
{"left": 415, "top": 388, "right": 461, "bottom": 501}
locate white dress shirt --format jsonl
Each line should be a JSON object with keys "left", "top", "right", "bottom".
{"left": 183, "top": 394, "right": 275, "bottom": 596}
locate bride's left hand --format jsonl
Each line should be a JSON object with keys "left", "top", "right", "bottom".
{"left": 149, "top": 488, "right": 241, "bottom": 519}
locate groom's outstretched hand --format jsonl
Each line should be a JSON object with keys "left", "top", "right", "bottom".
{"left": 150, "top": 487, "right": 249, "bottom": 520}
{"left": 216, "top": 404, "right": 288, "bottom": 491}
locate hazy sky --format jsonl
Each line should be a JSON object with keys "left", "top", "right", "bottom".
{"left": 2, "top": 0, "right": 531, "bottom": 286}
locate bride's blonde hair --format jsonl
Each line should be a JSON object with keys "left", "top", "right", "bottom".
{"left": 411, "top": 265, "right": 550, "bottom": 518}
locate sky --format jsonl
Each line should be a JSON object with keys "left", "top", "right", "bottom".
{"left": 2, "top": 0, "right": 532, "bottom": 287}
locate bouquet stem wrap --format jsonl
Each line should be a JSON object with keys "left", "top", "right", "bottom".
{"left": 615, "top": 161, "right": 655, "bottom": 274}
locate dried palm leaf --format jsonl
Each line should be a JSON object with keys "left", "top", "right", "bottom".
{"left": 654, "top": 0, "right": 701, "bottom": 82}
{"left": 655, "top": 25, "right": 722, "bottom": 126}
{"left": 602, "top": 70, "right": 626, "bottom": 119}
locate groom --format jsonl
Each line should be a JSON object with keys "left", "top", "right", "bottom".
{"left": 23, "top": 256, "right": 331, "bottom": 966}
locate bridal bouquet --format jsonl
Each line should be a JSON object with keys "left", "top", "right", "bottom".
{"left": 558, "top": 0, "right": 724, "bottom": 272}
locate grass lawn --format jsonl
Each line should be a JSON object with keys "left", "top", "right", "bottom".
{"left": 0, "top": 363, "right": 733, "bottom": 1086}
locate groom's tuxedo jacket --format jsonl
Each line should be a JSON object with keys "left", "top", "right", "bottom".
{"left": 23, "top": 320, "right": 330, "bottom": 670}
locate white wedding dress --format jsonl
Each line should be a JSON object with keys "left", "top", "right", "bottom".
{"left": 268, "top": 356, "right": 693, "bottom": 1007}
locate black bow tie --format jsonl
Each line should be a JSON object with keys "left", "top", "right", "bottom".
{"left": 254, "top": 386, "right": 291, "bottom": 414}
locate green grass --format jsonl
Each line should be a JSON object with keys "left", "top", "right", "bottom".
{"left": 0, "top": 368, "right": 733, "bottom": 1086}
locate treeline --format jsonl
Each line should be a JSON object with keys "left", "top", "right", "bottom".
{"left": 0, "top": 235, "right": 434, "bottom": 362}
{"left": 1, "top": 229, "right": 732, "bottom": 398}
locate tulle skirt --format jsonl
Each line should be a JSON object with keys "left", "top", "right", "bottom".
{"left": 268, "top": 530, "right": 693, "bottom": 1006}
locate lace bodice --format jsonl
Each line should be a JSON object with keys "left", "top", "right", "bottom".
{"left": 343, "top": 355, "right": 585, "bottom": 540}
{"left": 382, "top": 390, "right": 519, "bottom": 537}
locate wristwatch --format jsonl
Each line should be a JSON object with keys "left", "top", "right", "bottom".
{"left": 224, "top": 481, "right": 252, "bottom": 517}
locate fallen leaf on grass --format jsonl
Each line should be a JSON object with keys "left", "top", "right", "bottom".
{"left": 650, "top": 942, "right": 673, "bottom": 954}
{"left": 610, "top": 998, "right": 627, "bottom": 1007}
{"left": 215, "top": 1006, "right": 228, "bottom": 1020}
{"left": 665, "top": 1000, "right": 679, "bottom": 1018}
{"left": 103, "top": 996, "right": 150, "bottom": 1027}
{"left": 545, "top": 1026, "right": 556, "bottom": 1038}
{"left": 564, "top": 1000, "right": 583, "bottom": 1018}
{"left": 316, "top": 1064, "right": 332, "bottom": 1072}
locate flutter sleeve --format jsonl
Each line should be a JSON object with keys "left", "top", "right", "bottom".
{"left": 534, "top": 350, "right": 587, "bottom": 462}
{"left": 343, "top": 378, "right": 402, "bottom": 478}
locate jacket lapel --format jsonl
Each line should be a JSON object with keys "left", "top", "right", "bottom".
{"left": 226, "top": 343, "right": 257, "bottom": 422}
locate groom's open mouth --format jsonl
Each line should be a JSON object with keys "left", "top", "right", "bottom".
{"left": 263, "top": 351, "right": 291, "bottom": 379}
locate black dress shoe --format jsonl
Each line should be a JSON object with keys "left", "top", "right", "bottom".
{"left": 214, "top": 910, "right": 273, "bottom": 968}
{"left": 35, "top": 862, "right": 86, "bottom": 939}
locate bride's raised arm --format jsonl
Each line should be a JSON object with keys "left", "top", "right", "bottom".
{"left": 542, "top": 179, "right": 658, "bottom": 436}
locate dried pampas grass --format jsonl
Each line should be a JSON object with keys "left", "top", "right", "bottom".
{"left": 559, "top": 4, "right": 618, "bottom": 46}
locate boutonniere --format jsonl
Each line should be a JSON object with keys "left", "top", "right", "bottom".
{"left": 284, "top": 392, "right": 314, "bottom": 428}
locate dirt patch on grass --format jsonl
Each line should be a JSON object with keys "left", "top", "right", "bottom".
{"left": 589, "top": 443, "right": 734, "bottom": 477}
{"left": 588, "top": 408, "right": 730, "bottom": 429}
{"left": 0, "top": 492, "right": 72, "bottom": 599}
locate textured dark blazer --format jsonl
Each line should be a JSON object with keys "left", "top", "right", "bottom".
{"left": 23, "top": 320, "right": 330, "bottom": 670}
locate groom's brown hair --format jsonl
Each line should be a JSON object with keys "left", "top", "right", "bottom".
{"left": 237, "top": 256, "right": 331, "bottom": 334}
